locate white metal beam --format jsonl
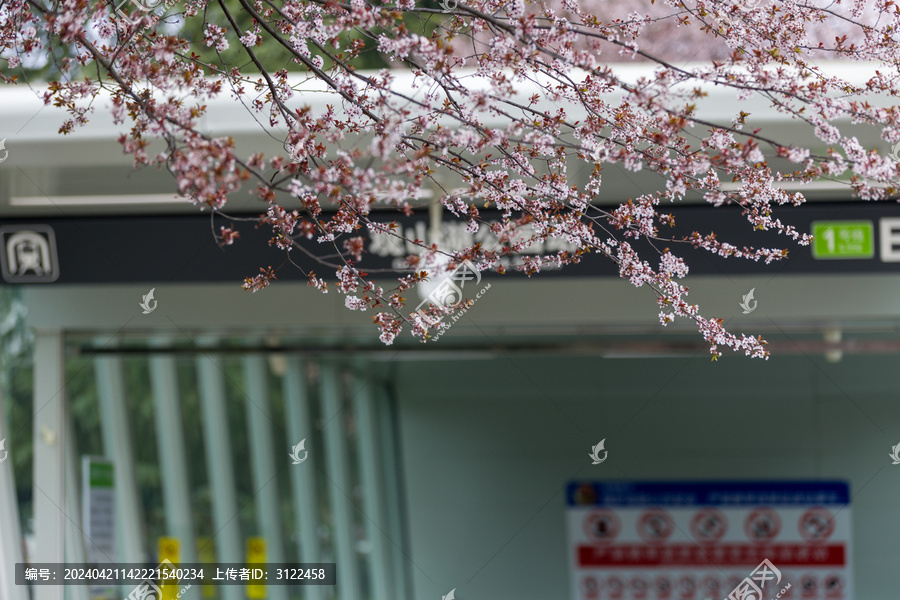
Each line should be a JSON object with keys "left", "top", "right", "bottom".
{"left": 32, "top": 330, "right": 65, "bottom": 600}
{"left": 195, "top": 342, "right": 243, "bottom": 600}
{"left": 0, "top": 372, "right": 28, "bottom": 600}
{"left": 94, "top": 349, "right": 144, "bottom": 563}
{"left": 376, "top": 384, "right": 409, "bottom": 600}
{"left": 320, "top": 362, "right": 360, "bottom": 600}
{"left": 149, "top": 339, "right": 199, "bottom": 600}
{"left": 63, "top": 414, "right": 89, "bottom": 600}
{"left": 351, "top": 362, "right": 392, "bottom": 600}
{"left": 283, "top": 357, "right": 323, "bottom": 600}
{"left": 241, "top": 354, "right": 288, "bottom": 600}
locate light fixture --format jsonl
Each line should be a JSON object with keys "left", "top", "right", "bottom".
{"left": 824, "top": 327, "right": 843, "bottom": 363}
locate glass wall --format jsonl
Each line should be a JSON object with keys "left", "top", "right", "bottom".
{"left": 3, "top": 330, "right": 407, "bottom": 600}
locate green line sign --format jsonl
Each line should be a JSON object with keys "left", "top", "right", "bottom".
{"left": 811, "top": 221, "right": 874, "bottom": 259}
{"left": 82, "top": 456, "right": 115, "bottom": 598}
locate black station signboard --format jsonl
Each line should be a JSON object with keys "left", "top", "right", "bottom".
{"left": 1, "top": 201, "right": 900, "bottom": 284}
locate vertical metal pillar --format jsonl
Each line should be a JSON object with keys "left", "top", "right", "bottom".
{"left": 195, "top": 340, "right": 242, "bottom": 600}
{"left": 0, "top": 373, "right": 28, "bottom": 600}
{"left": 149, "top": 339, "right": 198, "bottom": 599}
{"left": 241, "top": 354, "right": 288, "bottom": 600}
{"left": 351, "top": 362, "right": 392, "bottom": 600}
{"left": 320, "top": 362, "right": 360, "bottom": 600}
{"left": 33, "top": 330, "right": 65, "bottom": 600}
{"left": 94, "top": 348, "right": 144, "bottom": 563}
{"left": 377, "top": 385, "right": 408, "bottom": 600}
{"left": 283, "top": 357, "right": 322, "bottom": 600}
{"left": 64, "top": 414, "right": 89, "bottom": 600}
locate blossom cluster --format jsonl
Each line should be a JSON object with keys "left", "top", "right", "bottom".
{"left": 4, "top": 0, "right": 899, "bottom": 357}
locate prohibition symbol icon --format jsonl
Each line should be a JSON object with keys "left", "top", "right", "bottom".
{"left": 690, "top": 508, "right": 727, "bottom": 544}
{"left": 584, "top": 508, "right": 621, "bottom": 544}
{"left": 630, "top": 576, "right": 649, "bottom": 600}
{"left": 799, "top": 507, "right": 835, "bottom": 543}
{"left": 744, "top": 507, "right": 782, "bottom": 542}
{"left": 823, "top": 573, "right": 844, "bottom": 597}
{"left": 725, "top": 575, "right": 743, "bottom": 597}
{"left": 700, "top": 575, "right": 719, "bottom": 598}
{"left": 638, "top": 508, "right": 675, "bottom": 544}
{"left": 654, "top": 575, "right": 672, "bottom": 599}
{"left": 800, "top": 574, "right": 817, "bottom": 598}
{"left": 607, "top": 575, "right": 625, "bottom": 599}
{"left": 581, "top": 576, "right": 600, "bottom": 599}
{"left": 678, "top": 576, "right": 696, "bottom": 600}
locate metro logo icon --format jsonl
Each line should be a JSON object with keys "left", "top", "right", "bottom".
{"left": 0, "top": 225, "right": 59, "bottom": 283}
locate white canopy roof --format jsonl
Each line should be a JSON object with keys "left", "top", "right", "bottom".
{"left": 0, "top": 61, "right": 891, "bottom": 217}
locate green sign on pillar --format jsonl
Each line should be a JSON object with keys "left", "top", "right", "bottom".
{"left": 811, "top": 221, "right": 874, "bottom": 259}
{"left": 82, "top": 456, "right": 115, "bottom": 599}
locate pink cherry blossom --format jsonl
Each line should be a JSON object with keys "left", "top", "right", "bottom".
{"left": 4, "top": 0, "right": 898, "bottom": 358}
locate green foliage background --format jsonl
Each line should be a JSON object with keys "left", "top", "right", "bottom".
{"left": 2, "top": 0, "right": 450, "bottom": 83}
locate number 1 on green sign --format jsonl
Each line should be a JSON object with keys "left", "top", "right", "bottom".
{"left": 811, "top": 221, "right": 874, "bottom": 260}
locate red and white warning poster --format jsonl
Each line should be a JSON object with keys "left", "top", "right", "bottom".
{"left": 566, "top": 481, "right": 851, "bottom": 600}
